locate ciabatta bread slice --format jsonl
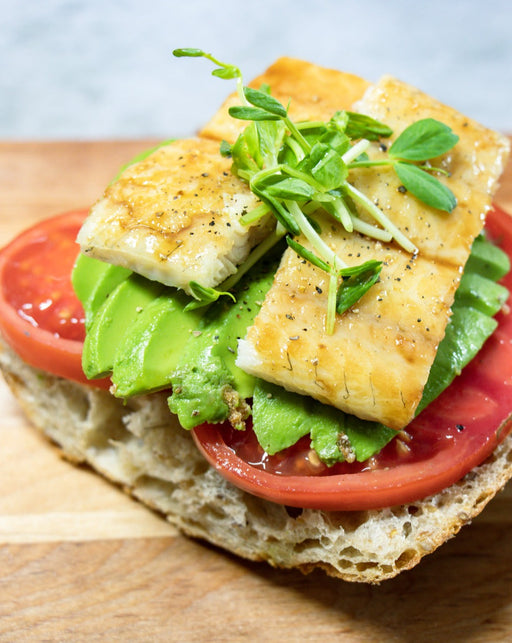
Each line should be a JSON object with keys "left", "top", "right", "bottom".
{"left": 2, "top": 338, "right": 512, "bottom": 584}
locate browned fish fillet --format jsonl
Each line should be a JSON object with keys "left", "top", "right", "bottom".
{"left": 77, "top": 137, "right": 268, "bottom": 293}
{"left": 237, "top": 77, "right": 510, "bottom": 430}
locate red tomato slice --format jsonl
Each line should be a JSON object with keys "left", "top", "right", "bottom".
{"left": 0, "top": 210, "right": 110, "bottom": 388}
{"left": 192, "top": 205, "right": 512, "bottom": 511}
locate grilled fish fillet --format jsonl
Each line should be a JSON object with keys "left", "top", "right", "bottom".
{"left": 351, "top": 76, "right": 510, "bottom": 267}
{"left": 77, "top": 137, "right": 268, "bottom": 293}
{"left": 237, "top": 77, "right": 510, "bottom": 430}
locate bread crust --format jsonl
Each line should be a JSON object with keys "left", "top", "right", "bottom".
{"left": 2, "top": 338, "right": 512, "bottom": 584}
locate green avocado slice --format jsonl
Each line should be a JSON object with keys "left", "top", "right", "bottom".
{"left": 82, "top": 274, "right": 164, "bottom": 379}
{"left": 168, "top": 256, "right": 277, "bottom": 429}
{"left": 453, "top": 272, "right": 508, "bottom": 316}
{"left": 72, "top": 253, "right": 132, "bottom": 329}
{"left": 252, "top": 380, "right": 396, "bottom": 465}
{"left": 463, "top": 233, "right": 510, "bottom": 280}
{"left": 112, "top": 291, "right": 202, "bottom": 397}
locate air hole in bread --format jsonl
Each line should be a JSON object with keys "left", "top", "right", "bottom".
{"left": 402, "top": 521, "right": 412, "bottom": 537}
{"left": 285, "top": 506, "right": 304, "bottom": 519}
{"left": 336, "top": 559, "right": 356, "bottom": 570}
{"left": 475, "top": 490, "right": 492, "bottom": 506}
{"left": 339, "top": 545, "right": 361, "bottom": 559}
{"left": 294, "top": 538, "right": 323, "bottom": 554}
{"left": 192, "top": 460, "right": 210, "bottom": 477}
{"left": 325, "top": 511, "right": 369, "bottom": 532}
{"left": 205, "top": 505, "right": 228, "bottom": 523}
{"left": 356, "top": 561, "right": 379, "bottom": 572}
{"left": 395, "top": 548, "right": 418, "bottom": 569}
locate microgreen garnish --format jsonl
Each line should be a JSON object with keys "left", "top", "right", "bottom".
{"left": 349, "top": 117, "right": 460, "bottom": 213}
{"left": 393, "top": 162, "right": 457, "bottom": 213}
{"left": 336, "top": 261, "right": 383, "bottom": 315}
{"left": 173, "top": 48, "right": 245, "bottom": 103}
{"left": 388, "top": 118, "right": 459, "bottom": 161}
{"left": 174, "top": 49, "right": 460, "bottom": 332}
{"left": 185, "top": 282, "right": 236, "bottom": 311}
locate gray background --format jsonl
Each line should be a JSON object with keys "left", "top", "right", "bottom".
{"left": 2, "top": 0, "right": 511, "bottom": 140}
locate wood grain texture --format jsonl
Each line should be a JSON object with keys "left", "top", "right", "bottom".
{"left": 0, "top": 140, "right": 511, "bottom": 642}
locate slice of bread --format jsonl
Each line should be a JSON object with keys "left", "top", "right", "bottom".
{"left": 2, "top": 338, "right": 512, "bottom": 584}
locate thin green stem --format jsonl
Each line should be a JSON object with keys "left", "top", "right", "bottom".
{"left": 418, "top": 163, "right": 451, "bottom": 177}
{"left": 348, "top": 159, "right": 395, "bottom": 169}
{"left": 283, "top": 135, "right": 306, "bottom": 163}
{"left": 324, "top": 199, "right": 354, "bottom": 232}
{"left": 295, "top": 120, "right": 325, "bottom": 131}
{"left": 344, "top": 183, "right": 418, "bottom": 254}
{"left": 285, "top": 200, "right": 347, "bottom": 270}
{"left": 240, "top": 202, "right": 272, "bottom": 226}
{"left": 342, "top": 139, "right": 371, "bottom": 164}
{"left": 350, "top": 216, "right": 393, "bottom": 242}
{"left": 326, "top": 267, "right": 339, "bottom": 335}
{"left": 284, "top": 117, "right": 312, "bottom": 154}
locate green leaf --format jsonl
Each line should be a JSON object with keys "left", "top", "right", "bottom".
{"left": 336, "top": 260, "right": 382, "bottom": 314}
{"left": 228, "top": 106, "right": 281, "bottom": 121}
{"left": 219, "top": 140, "right": 232, "bottom": 157}
{"left": 389, "top": 118, "right": 459, "bottom": 161}
{"left": 308, "top": 141, "right": 329, "bottom": 165}
{"left": 252, "top": 186, "right": 301, "bottom": 235}
{"left": 330, "top": 110, "right": 349, "bottom": 133}
{"left": 172, "top": 48, "right": 242, "bottom": 81}
{"left": 172, "top": 48, "right": 204, "bottom": 57}
{"left": 230, "top": 133, "right": 260, "bottom": 175}
{"left": 286, "top": 237, "right": 331, "bottom": 272}
{"left": 266, "top": 177, "right": 316, "bottom": 200}
{"left": 394, "top": 162, "right": 457, "bottom": 212}
{"left": 243, "top": 87, "right": 287, "bottom": 117}
{"left": 184, "top": 282, "right": 236, "bottom": 311}
{"left": 243, "top": 122, "right": 263, "bottom": 167}
{"left": 343, "top": 112, "right": 393, "bottom": 141}
{"left": 254, "top": 120, "right": 286, "bottom": 168}
{"left": 338, "top": 259, "right": 382, "bottom": 278}
{"left": 212, "top": 67, "right": 240, "bottom": 80}
{"left": 354, "top": 151, "right": 370, "bottom": 163}
{"left": 311, "top": 148, "right": 347, "bottom": 190}
{"left": 319, "top": 129, "right": 350, "bottom": 156}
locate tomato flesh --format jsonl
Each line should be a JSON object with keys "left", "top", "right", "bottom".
{"left": 193, "top": 205, "right": 512, "bottom": 510}
{"left": 5, "top": 218, "right": 86, "bottom": 342}
{"left": 0, "top": 211, "right": 109, "bottom": 388}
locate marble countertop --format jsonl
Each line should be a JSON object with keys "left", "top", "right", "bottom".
{"left": 2, "top": 0, "right": 511, "bottom": 140}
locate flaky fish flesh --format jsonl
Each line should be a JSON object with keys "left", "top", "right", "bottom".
{"left": 77, "top": 137, "right": 268, "bottom": 294}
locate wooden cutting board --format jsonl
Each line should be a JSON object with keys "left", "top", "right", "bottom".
{"left": 1, "top": 140, "right": 512, "bottom": 642}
